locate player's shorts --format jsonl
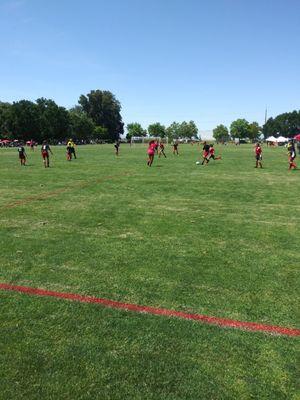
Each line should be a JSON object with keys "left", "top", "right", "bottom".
{"left": 42, "top": 151, "right": 49, "bottom": 159}
{"left": 147, "top": 149, "right": 154, "bottom": 156}
{"left": 203, "top": 151, "right": 209, "bottom": 158}
{"left": 19, "top": 154, "right": 25, "bottom": 159}
{"left": 255, "top": 154, "right": 262, "bottom": 161}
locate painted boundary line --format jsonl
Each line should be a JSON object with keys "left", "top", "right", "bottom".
{"left": 3, "top": 172, "right": 133, "bottom": 209}
{"left": 0, "top": 283, "right": 299, "bottom": 337}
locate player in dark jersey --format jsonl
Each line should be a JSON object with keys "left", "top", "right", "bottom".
{"left": 41, "top": 141, "right": 53, "bottom": 168}
{"left": 151, "top": 140, "right": 158, "bottom": 155}
{"left": 201, "top": 141, "right": 210, "bottom": 164}
{"left": 254, "top": 143, "right": 263, "bottom": 168}
{"left": 67, "top": 139, "right": 77, "bottom": 159}
{"left": 287, "top": 141, "right": 297, "bottom": 170}
{"left": 114, "top": 141, "right": 120, "bottom": 156}
{"left": 66, "top": 143, "right": 72, "bottom": 161}
{"left": 158, "top": 142, "right": 167, "bottom": 158}
{"left": 173, "top": 142, "right": 179, "bottom": 155}
{"left": 18, "top": 144, "right": 27, "bottom": 166}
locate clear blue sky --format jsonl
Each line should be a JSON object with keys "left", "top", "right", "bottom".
{"left": 0, "top": 0, "right": 299, "bottom": 132}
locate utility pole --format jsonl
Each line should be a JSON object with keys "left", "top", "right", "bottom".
{"left": 264, "top": 107, "right": 268, "bottom": 124}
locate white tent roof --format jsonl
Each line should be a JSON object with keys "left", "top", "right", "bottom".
{"left": 266, "top": 136, "right": 276, "bottom": 141}
{"left": 276, "top": 136, "right": 288, "bottom": 142}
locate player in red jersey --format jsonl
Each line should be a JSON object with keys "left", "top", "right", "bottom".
{"left": 254, "top": 143, "right": 263, "bottom": 168}
{"left": 208, "top": 144, "right": 221, "bottom": 162}
{"left": 41, "top": 141, "right": 53, "bottom": 168}
{"left": 173, "top": 142, "right": 179, "bottom": 155}
{"left": 158, "top": 142, "right": 167, "bottom": 158}
{"left": 287, "top": 141, "right": 297, "bottom": 170}
{"left": 147, "top": 140, "right": 156, "bottom": 166}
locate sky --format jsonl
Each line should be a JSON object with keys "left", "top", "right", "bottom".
{"left": 0, "top": 0, "right": 299, "bottom": 135}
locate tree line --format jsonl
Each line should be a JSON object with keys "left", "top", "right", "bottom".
{"left": 213, "top": 111, "right": 300, "bottom": 142}
{"left": 0, "top": 90, "right": 124, "bottom": 143}
{"left": 126, "top": 121, "right": 198, "bottom": 141}
{"left": 0, "top": 89, "right": 299, "bottom": 143}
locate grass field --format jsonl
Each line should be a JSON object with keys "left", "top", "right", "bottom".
{"left": 0, "top": 143, "right": 299, "bottom": 399}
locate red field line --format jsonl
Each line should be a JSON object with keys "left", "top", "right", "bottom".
{"left": 1, "top": 283, "right": 299, "bottom": 337}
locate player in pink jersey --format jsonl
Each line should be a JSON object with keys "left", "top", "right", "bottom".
{"left": 147, "top": 140, "right": 156, "bottom": 166}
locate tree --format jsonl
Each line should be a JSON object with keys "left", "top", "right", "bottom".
{"left": 126, "top": 122, "right": 146, "bottom": 140}
{"left": 0, "top": 102, "right": 12, "bottom": 137}
{"left": 248, "top": 122, "right": 261, "bottom": 141}
{"left": 36, "top": 98, "right": 70, "bottom": 142}
{"left": 166, "top": 121, "right": 198, "bottom": 140}
{"left": 79, "top": 90, "right": 124, "bottom": 141}
{"left": 263, "top": 110, "right": 300, "bottom": 138}
{"left": 230, "top": 119, "right": 250, "bottom": 139}
{"left": 93, "top": 126, "right": 109, "bottom": 141}
{"left": 148, "top": 122, "right": 166, "bottom": 138}
{"left": 213, "top": 124, "right": 230, "bottom": 142}
{"left": 69, "top": 108, "right": 95, "bottom": 141}
{"left": 166, "top": 122, "right": 181, "bottom": 140}
{"left": 180, "top": 120, "right": 198, "bottom": 138}
{"left": 6, "top": 100, "right": 40, "bottom": 141}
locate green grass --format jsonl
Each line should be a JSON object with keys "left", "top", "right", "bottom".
{"left": 0, "top": 143, "right": 299, "bottom": 399}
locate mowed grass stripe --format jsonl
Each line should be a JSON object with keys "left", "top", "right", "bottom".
{"left": 1, "top": 283, "right": 299, "bottom": 336}
{"left": 2, "top": 171, "right": 133, "bottom": 209}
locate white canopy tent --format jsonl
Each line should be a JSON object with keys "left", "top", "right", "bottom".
{"left": 276, "top": 136, "right": 288, "bottom": 143}
{"left": 266, "top": 136, "right": 276, "bottom": 142}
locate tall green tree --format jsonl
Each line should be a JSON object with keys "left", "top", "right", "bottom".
{"left": 166, "top": 121, "right": 198, "bottom": 140}
{"left": 166, "top": 122, "right": 181, "bottom": 140}
{"left": 93, "top": 126, "right": 109, "bottom": 141}
{"left": 180, "top": 120, "right": 198, "bottom": 138}
{"left": 0, "top": 102, "right": 12, "bottom": 137}
{"left": 6, "top": 100, "right": 40, "bottom": 141}
{"left": 263, "top": 110, "right": 300, "bottom": 138}
{"left": 36, "top": 98, "right": 70, "bottom": 142}
{"left": 148, "top": 122, "right": 166, "bottom": 138}
{"left": 69, "top": 108, "right": 95, "bottom": 141}
{"left": 79, "top": 90, "right": 124, "bottom": 141}
{"left": 248, "top": 122, "right": 261, "bottom": 141}
{"left": 126, "top": 123, "right": 147, "bottom": 140}
{"left": 213, "top": 124, "right": 230, "bottom": 142}
{"left": 230, "top": 119, "right": 250, "bottom": 139}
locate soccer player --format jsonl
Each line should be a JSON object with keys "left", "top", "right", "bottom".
{"left": 67, "top": 139, "right": 77, "bottom": 159}
{"left": 66, "top": 142, "right": 72, "bottom": 161}
{"left": 147, "top": 140, "right": 156, "bottom": 166}
{"left": 287, "top": 141, "right": 297, "bottom": 170}
{"left": 173, "top": 142, "right": 179, "bottom": 155}
{"left": 158, "top": 142, "right": 167, "bottom": 158}
{"left": 41, "top": 141, "right": 53, "bottom": 168}
{"left": 114, "top": 141, "right": 120, "bottom": 156}
{"left": 18, "top": 143, "right": 27, "bottom": 166}
{"left": 254, "top": 143, "right": 263, "bottom": 168}
{"left": 201, "top": 141, "right": 210, "bottom": 165}
{"left": 208, "top": 144, "right": 221, "bottom": 161}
